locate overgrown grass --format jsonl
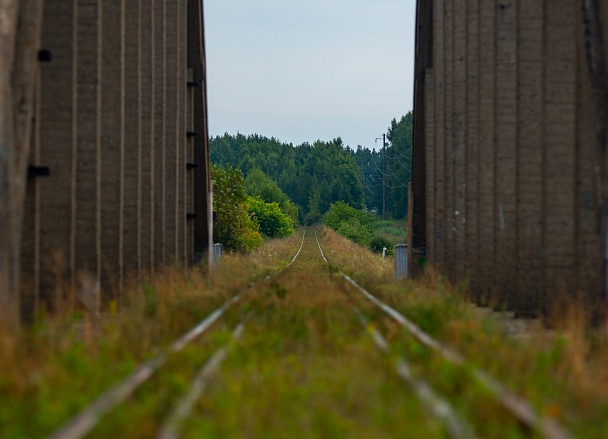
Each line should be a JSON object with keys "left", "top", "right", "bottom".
{"left": 372, "top": 219, "right": 408, "bottom": 246}
{"left": 2, "top": 228, "right": 608, "bottom": 437}
{"left": 0, "top": 233, "right": 302, "bottom": 438}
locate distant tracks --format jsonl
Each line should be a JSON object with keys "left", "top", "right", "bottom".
{"left": 313, "top": 229, "right": 572, "bottom": 439}
{"left": 48, "top": 231, "right": 307, "bottom": 439}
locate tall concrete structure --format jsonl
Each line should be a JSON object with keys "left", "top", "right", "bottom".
{"left": 411, "top": 0, "right": 608, "bottom": 320}
{"left": 0, "top": 0, "right": 213, "bottom": 326}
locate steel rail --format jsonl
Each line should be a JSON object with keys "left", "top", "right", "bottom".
{"left": 48, "top": 297, "right": 239, "bottom": 439}
{"left": 313, "top": 230, "right": 573, "bottom": 439}
{"left": 157, "top": 321, "right": 246, "bottom": 439}
{"left": 49, "top": 231, "right": 307, "bottom": 439}
{"left": 355, "top": 309, "right": 476, "bottom": 439}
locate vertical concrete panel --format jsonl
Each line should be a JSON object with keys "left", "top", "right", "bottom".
{"left": 179, "top": 0, "right": 188, "bottom": 265}
{"left": 515, "top": 0, "right": 543, "bottom": 316}
{"left": 543, "top": 0, "right": 577, "bottom": 317}
{"left": 20, "top": 80, "right": 40, "bottom": 322}
{"left": 477, "top": 0, "right": 495, "bottom": 304}
{"left": 124, "top": 0, "right": 141, "bottom": 277}
{"left": 443, "top": 0, "right": 455, "bottom": 283}
{"left": 36, "top": 1, "right": 77, "bottom": 311}
{"left": 154, "top": 0, "right": 166, "bottom": 265}
{"left": 186, "top": 69, "right": 194, "bottom": 262}
{"left": 465, "top": 0, "right": 479, "bottom": 294}
{"left": 575, "top": 5, "right": 602, "bottom": 314}
{"left": 494, "top": 0, "right": 518, "bottom": 308}
{"left": 425, "top": 68, "right": 435, "bottom": 267}
{"left": 75, "top": 0, "right": 102, "bottom": 302}
{"left": 433, "top": 0, "right": 446, "bottom": 271}
{"left": 190, "top": 0, "right": 213, "bottom": 263}
{"left": 165, "top": 0, "right": 179, "bottom": 263}
{"left": 140, "top": 0, "right": 154, "bottom": 274}
{"left": 453, "top": 0, "right": 467, "bottom": 284}
{"left": 100, "top": 0, "right": 124, "bottom": 298}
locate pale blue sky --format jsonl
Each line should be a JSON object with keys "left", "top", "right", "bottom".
{"left": 204, "top": 0, "right": 416, "bottom": 150}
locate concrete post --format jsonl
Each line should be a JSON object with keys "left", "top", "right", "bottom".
{"left": 464, "top": 0, "right": 479, "bottom": 295}
{"left": 154, "top": 0, "right": 166, "bottom": 266}
{"left": 178, "top": 0, "right": 188, "bottom": 266}
{"left": 494, "top": 0, "right": 518, "bottom": 308}
{"left": 140, "top": 0, "right": 154, "bottom": 274}
{"left": 165, "top": 0, "right": 179, "bottom": 263}
{"left": 476, "top": 0, "right": 496, "bottom": 304}
{"left": 395, "top": 244, "right": 408, "bottom": 281}
{"left": 515, "top": 0, "right": 544, "bottom": 316}
{"left": 124, "top": 0, "right": 142, "bottom": 278}
{"left": 32, "top": 1, "right": 78, "bottom": 314}
{"left": 189, "top": 0, "right": 212, "bottom": 267}
{"left": 425, "top": 68, "right": 435, "bottom": 268}
{"left": 433, "top": 0, "right": 446, "bottom": 273}
{"left": 453, "top": 0, "right": 467, "bottom": 284}
{"left": 0, "top": 0, "right": 20, "bottom": 327}
{"left": 541, "top": 0, "right": 578, "bottom": 318}
{"left": 186, "top": 67, "right": 194, "bottom": 262}
{"left": 12, "top": 0, "right": 44, "bottom": 324}
{"left": 74, "top": 0, "right": 102, "bottom": 311}
{"left": 100, "top": 0, "right": 125, "bottom": 298}
{"left": 443, "top": 0, "right": 455, "bottom": 284}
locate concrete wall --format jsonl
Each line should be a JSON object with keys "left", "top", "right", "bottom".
{"left": 412, "top": 0, "right": 608, "bottom": 319}
{"left": 0, "top": 0, "right": 213, "bottom": 324}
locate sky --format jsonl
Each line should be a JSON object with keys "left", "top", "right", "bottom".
{"left": 203, "top": 0, "right": 417, "bottom": 151}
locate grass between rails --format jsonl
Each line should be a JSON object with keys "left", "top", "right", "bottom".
{"left": 316, "top": 226, "right": 608, "bottom": 437}
{"left": 0, "top": 234, "right": 301, "bottom": 438}
{"left": 1, "top": 228, "right": 608, "bottom": 437}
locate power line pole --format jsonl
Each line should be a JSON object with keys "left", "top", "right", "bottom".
{"left": 375, "top": 133, "right": 387, "bottom": 220}
{"left": 382, "top": 134, "right": 386, "bottom": 220}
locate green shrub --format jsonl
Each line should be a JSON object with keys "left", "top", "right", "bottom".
{"left": 245, "top": 168, "right": 299, "bottom": 223}
{"left": 370, "top": 235, "right": 394, "bottom": 256}
{"left": 323, "top": 201, "right": 375, "bottom": 230}
{"left": 247, "top": 196, "right": 294, "bottom": 238}
{"left": 212, "top": 164, "right": 263, "bottom": 252}
{"left": 323, "top": 201, "right": 377, "bottom": 247}
{"left": 337, "top": 217, "right": 374, "bottom": 247}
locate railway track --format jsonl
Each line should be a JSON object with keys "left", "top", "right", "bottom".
{"left": 46, "top": 228, "right": 574, "bottom": 438}
{"left": 313, "top": 229, "right": 573, "bottom": 439}
{"left": 48, "top": 232, "right": 307, "bottom": 439}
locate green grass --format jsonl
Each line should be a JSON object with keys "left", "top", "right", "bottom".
{"left": 1, "top": 228, "right": 608, "bottom": 437}
{"left": 372, "top": 219, "right": 408, "bottom": 246}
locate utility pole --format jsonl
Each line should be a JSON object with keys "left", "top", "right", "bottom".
{"left": 382, "top": 133, "right": 386, "bottom": 220}
{"left": 375, "top": 133, "right": 387, "bottom": 220}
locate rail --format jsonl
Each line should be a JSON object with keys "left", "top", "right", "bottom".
{"left": 313, "top": 229, "right": 572, "bottom": 439}
{"left": 48, "top": 230, "right": 307, "bottom": 439}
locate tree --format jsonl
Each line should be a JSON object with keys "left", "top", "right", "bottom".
{"left": 385, "top": 112, "right": 413, "bottom": 219}
{"left": 211, "top": 164, "right": 263, "bottom": 252}
{"left": 247, "top": 197, "right": 294, "bottom": 238}
{"left": 245, "top": 168, "right": 299, "bottom": 223}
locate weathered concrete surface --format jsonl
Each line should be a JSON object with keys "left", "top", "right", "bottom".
{"left": 412, "top": 0, "right": 608, "bottom": 320}
{"left": 0, "top": 0, "right": 213, "bottom": 325}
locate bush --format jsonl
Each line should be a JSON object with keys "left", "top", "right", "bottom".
{"left": 323, "top": 201, "right": 375, "bottom": 230}
{"left": 324, "top": 201, "right": 376, "bottom": 247}
{"left": 370, "top": 235, "right": 394, "bottom": 256}
{"left": 337, "top": 217, "right": 374, "bottom": 247}
{"left": 247, "top": 196, "right": 294, "bottom": 238}
{"left": 212, "top": 164, "right": 263, "bottom": 252}
{"left": 245, "top": 168, "right": 299, "bottom": 224}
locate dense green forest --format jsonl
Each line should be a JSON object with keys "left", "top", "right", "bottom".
{"left": 210, "top": 111, "right": 413, "bottom": 222}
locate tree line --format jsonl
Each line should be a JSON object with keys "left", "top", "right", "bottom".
{"left": 210, "top": 111, "right": 413, "bottom": 223}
